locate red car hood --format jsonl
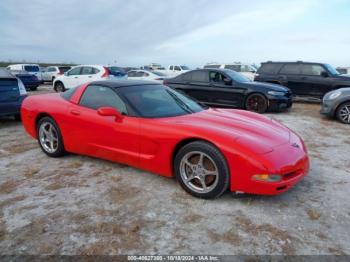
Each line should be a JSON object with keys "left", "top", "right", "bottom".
{"left": 161, "top": 108, "right": 291, "bottom": 154}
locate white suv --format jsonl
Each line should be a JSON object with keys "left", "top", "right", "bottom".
{"left": 42, "top": 66, "right": 72, "bottom": 82}
{"left": 53, "top": 65, "right": 127, "bottom": 92}
{"left": 203, "top": 63, "right": 257, "bottom": 81}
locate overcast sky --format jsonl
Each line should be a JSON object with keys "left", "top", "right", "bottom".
{"left": 0, "top": 0, "right": 349, "bottom": 68}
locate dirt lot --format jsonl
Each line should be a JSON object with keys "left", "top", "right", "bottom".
{"left": 0, "top": 84, "right": 349, "bottom": 255}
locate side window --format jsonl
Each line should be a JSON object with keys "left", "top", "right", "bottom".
{"left": 92, "top": 67, "right": 100, "bottom": 74}
{"left": 191, "top": 71, "right": 209, "bottom": 82}
{"left": 135, "top": 71, "right": 144, "bottom": 77}
{"left": 209, "top": 71, "right": 226, "bottom": 83}
{"left": 143, "top": 72, "right": 149, "bottom": 77}
{"left": 301, "top": 64, "right": 326, "bottom": 76}
{"left": 174, "top": 66, "right": 181, "bottom": 71}
{"left": 68, "top": 67, "right": 82, "bottom": 76}
{"left": 280, "top": 64, "right": 302, "bottom": 75}
{"left": 128, "top": 71, "right": 137, "bottom": 77}
{"left": 170, "top": 66, "right": 174, "bottom": 70}
{"left": 79, "top": 85, "right": 127, "bottom": 114}
{"left": 258, "top": 63, "right": 283, "bottom": 74}
{"left": 48, "top": 67, "right": 56, "bottom": 72}
{"left": 81, "top": 67, "right": 94, "bottom": 75}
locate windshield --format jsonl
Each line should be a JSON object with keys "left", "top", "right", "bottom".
{"left": 325, "top": 64, "right": 340, "bottom": 75}
{"left": 120, "top": 85, "right": 204, "bottom": 118}
{"left": 224, "top": 69, "right": 251, "bottom": 83}
{"left": 24, "top": 65, "right": 40, "bottom": 72}
{"left": 180, "top": 66, "right": 190, "bottom": 70}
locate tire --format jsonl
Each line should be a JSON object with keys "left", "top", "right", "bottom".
{"left": 37, "top": 117, "right": 66, "bottom": 157}
{"left": 55, "top": 82, "right": 65, "bottom": 93}
{"left": 174, "top": 141, "right": 229, "bottom": 199}
{"left": 30, "top": 86, "right": 38, "bottom": 91}
{"left": 336, "top": 102, "right": 350, "bottom": 124}
{"left": 245, "top": 93, "right": 268, "bottom": 113}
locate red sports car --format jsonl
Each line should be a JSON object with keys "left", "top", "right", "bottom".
{"left": 21, "top": 81, "right": 309, "bottom": 199}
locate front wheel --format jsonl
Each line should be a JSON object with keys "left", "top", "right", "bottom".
{"left": 336, "top": 102, "right": 350, "bottom": 124}
{"left": 245, "top": 93, "right": 268, "bottom": 113}
{"left": 174, "top": 141, "right": 229, "bottom": 199}
{"left": 37, "top": 117, "right": 66, "bottom": 157}
{"left": 55, "top": 82, "right": 65, "bottom": 93}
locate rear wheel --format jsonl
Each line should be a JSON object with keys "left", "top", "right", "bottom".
{"left": 174, "top": 141, "right": 229, "bottom": 199}
{"left": 55, "top": 82, "right": 65, "bottom": 93}
{"left": 245, "top": 93, "right": 268, "bottom": 113}
{"left": 336, "top": 102, "right": 350, "bottom": 124}
{"left": 37, "top": 117, "right": 66, "bottom": 157}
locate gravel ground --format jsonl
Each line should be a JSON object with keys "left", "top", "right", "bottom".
{"left": 0, "top": 84, "right": 349, "bottom": 255}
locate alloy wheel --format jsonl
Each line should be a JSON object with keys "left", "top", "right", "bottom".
{"left": 339, "top": 105, "right": 350, "bottom": 123}
{"left": 179, "top": 151, "right": 219, "bottom": 194}
{"left": 39, "top": 122, "right": 59, "bottom": 153}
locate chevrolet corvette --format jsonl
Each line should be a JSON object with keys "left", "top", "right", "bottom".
{"left": 21, "top": 80, "right": 309, "bottom": 198}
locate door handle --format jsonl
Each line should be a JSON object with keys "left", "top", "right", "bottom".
{"left": 70, "top": 110, "right": 81, "bottom": 116}
{"left": 74, "top": 76, "right": 79, "bottom": 79}
{"left": 301, "top": 77, "right": 307, "bottom": 80}
{"left": 88, "top": 76, "right": 92, "bottom": 78}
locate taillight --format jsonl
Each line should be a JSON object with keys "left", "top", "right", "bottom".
{"left": 58, "top": 71, "right": 63, "bottom": 75}
{"left": 163, "top": 79, "right": 168, "bottom": 85}
{"left": 155, "top": 78, "right": 163, "bottom": 81}
{"left": 102, "top": 67, "right": 110, "bottom": 78}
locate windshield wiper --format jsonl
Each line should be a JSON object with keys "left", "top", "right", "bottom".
{"left": 166, "top": 90, "right": 194, "bottom": 114}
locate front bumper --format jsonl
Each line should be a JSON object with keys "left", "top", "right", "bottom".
{"left": 320, "top": 99, "right": 335, "bottom": 116}
{"left": 230, "top": 133, "right": 309, "bottom": 195}
{"left": 268, "top": 96, "right": 293, "bottom": 112}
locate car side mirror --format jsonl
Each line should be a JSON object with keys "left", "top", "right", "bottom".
{"left": 224, "top": 78, "right": 232, "bottom": 85}
{"left": 97, "top": 107, "right": 124, "bottom": 122}
{"left": 321, "top": 71, "right": 329, "bottom": 78}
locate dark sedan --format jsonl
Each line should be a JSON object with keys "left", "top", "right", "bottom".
{"left": 10, "top": 70, "right": 40, "bottom": 91}
{"left": 164, "top": 69, "right": 292, "bottom": 113}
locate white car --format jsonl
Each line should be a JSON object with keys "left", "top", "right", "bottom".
{"left": 158, "top": 65, "right": 190, "bottom": 77}
{"left": 6, "top": 64, "right": 43, "bottom": 82}
{"left": 203, "top": 63, "right": 257, "bottom": 81}
{"left": 127, "top": 70, "right": 168, "bottom": 83}
{"left": 42, "top": 66, "right": 72, "bottom": 82}
{"left": 53, "top": 65, "right": 127, "bottom": 92}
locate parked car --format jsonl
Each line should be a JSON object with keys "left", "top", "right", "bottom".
{"left": 320, "top": 88, "right": 350, "bottom": 124}
{"left": 9, "top": 70, "right": 40, "bottom": 91}
{"left": 336, "top": 67, "right": 350, "bottom": 75}
{"left": 21, "top": 80, "right": 309, "bottom": 198}
{"left": 159, "top": 65, "right": 191, "bottom": 76}
{"left": 53, "top": 65, "right": 127, "bottom": 92}
{"left": 0, "top": 69, "right": 27, "bottom": 120}
{"left": 255, "top": 61, "right": 350, "bottom": 99}
{"left": 164, "top": 69, "right": 292, "bottom": 113}
{"left": 141, "top": 63, "right": 165, "bottom": 70}
{"left": 42, "top": 66, "right": 72, "bottom": 82}
{"left": 127, "top": 70, "right": 168, "bottom": 83}
{"left": 6, "top": 64, "right": 43, "bottom": 82}
{"left": 204, "top": 63, "right": 257, "bottom": 81}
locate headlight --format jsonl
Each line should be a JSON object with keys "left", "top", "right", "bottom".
{"left": 17, "top": 79, "right": 27, "bottom": 96}
{"left": 268, "top": 91, "right": 285, "bottom": 96}
{"left": 328, "top": 91, "right": 341, "bottom": 100}
{"left": 252, "top": 174, "right": 282, "bottom": 182}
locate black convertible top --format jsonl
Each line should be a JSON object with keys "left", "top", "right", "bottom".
{"left": 89, "top": 80, "right": 162, "bottom": 88}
